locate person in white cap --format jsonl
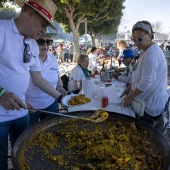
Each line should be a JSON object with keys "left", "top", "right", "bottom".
{"left": 25, "top": 32, "right": 67, "bottom": 126}
{"left": 0, "top": 1, "right": 64, "bottom": 169}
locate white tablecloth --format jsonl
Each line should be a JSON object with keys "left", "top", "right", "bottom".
{"left": 68, "top": 80, "right": 135, "bottom": 118}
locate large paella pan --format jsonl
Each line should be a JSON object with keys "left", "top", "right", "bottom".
{"left": 12, "top": 111, "right": 170, "bottom": 170}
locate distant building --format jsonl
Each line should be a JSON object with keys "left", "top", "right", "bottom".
{"left": 117, "top": 32, "right": 131, "bottom": 40}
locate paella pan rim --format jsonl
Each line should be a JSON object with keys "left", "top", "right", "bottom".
{"left": 11, "top": 110, "right": 170, "bottom": 170}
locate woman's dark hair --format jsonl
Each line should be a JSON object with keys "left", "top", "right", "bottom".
{"left": 91, "top": 47, "right": 97, "bottom": 53}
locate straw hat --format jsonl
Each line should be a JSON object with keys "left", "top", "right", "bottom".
{"left": 14, "top": 0, "right": 57, "bottom": 30}
{"left": 41, "top": 33, "right": 58, "bottom": 39}
{"left": 41, "top": 27, "right": 58, "bottom": 38}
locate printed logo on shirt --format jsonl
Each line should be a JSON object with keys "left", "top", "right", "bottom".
{"left": 50, "top": 67, "right": 58, "bottom": 71}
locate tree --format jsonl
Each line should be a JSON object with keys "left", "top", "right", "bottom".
{"left": 152, "top": 21, "right": 164, "bottom": 33}
{"left": 53, "top": 0, "right": 125, "bottom": 61}
{"left": 0, "top": 0, "right": 15, "bottom": 7}
{"left": 87, "top": 18, "right": 121, "bottom": 46}
{"left": 0, "top": 6, "right": 18, "bottom": 19}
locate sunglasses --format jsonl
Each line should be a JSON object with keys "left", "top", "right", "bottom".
{"left": 23, "top": 43, "right": 35, "bottom": 63}
{"left": 131, "top": 34, "right": 149, "bottom": 42}
{"left": 37, "top": 39, "right": 53, "bottom": 46}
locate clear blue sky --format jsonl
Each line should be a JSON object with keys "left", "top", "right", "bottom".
{"left": 119, "top": 0, "right": 170, "bottom": 33}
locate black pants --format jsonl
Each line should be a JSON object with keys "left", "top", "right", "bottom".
{"left": 137, "top": 98, "right": 170, "bottom": 131}
{"left": 138, "top": 112, "right": 164, "bottom": 131}
{"left": 118, "top": 59, "right": 121, "bottom": 67}
{"left": 64, "top": 53, "right": 69, "bottom": 62}
{"left": 69, "top": 54, "right": 73, "bottom": 62}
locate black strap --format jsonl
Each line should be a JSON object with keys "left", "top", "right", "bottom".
{"left": 57, "top": 95, "right": 63, "bottom": 103}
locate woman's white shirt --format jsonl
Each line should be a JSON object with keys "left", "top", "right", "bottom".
{"left": 118, "top": 62, "right": 133, "bottom": 84}
{"left": 132, "top": 44, "right": 169, "bottom": 116}
{"left": 25, "top": 53, "right": 59, "bottom": 109}
{"left": 88, "top": 53, "right": 99, "bottom": 71}
{"left": 68, "top": 65, "right": 86, "bottom": 91}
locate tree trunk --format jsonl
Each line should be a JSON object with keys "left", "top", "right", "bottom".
{"left": 98, "top": 37, "right": 102, "bottom": 45}
{"left": 68, "top": 15, "right": 83, "bottom": 62}
{"left": 90, "top": 34, "right": 96, "bottom": 46}
{"left": 72, "top": 30, "right": 80, "bottom": 62}
{"left": 92, "top": 36, "right": 95, "bottom": 46}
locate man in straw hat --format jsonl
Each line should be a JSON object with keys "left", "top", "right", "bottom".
{"left": 0, "top": 1, "right": 64, "bottom": 169}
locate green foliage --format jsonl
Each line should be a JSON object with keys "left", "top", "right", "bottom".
{"left": 53, "top": 0, "right": 124, "bottom": 36}
{"left": 0, "top": 0, "right": 15, "bottom": 7}
{"left": 0, "top": 0, "right": 124, "bottom": 37}
{"left": 0, "top": 0, "right": 124, "bottom": 59}
{"left": 0, "top": 6, "right": 18, "bottom": 19}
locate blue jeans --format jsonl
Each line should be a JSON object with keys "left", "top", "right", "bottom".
{"left": 0, "top": 114, "right": 29, "bottom": 170}
{"left": 64, "top": 53, "right": 69, "bottom": 62}
{"left": 29, "top": 100, "right": 59, "bottom": 126}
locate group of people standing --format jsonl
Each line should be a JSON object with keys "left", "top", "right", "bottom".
{"left": 50, "top": 42, "right": 74, "bottom": 65}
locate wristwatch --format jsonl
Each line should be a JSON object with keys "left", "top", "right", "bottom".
{"left": 57, "top": 95, "right": 63, "bottom": 103}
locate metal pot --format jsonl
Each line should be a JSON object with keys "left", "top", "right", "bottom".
{"left": 12, "top": 111, "right": 170, "bottom": 170}
{"left": 100, "top": 70, "right": 114, "bottom": 82}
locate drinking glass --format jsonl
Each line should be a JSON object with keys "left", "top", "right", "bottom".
{"left": 98, "top": 81, "right": 105, "bottom": 88}
{"left": 77, "top": 81, "right": 82, "bottom": 89}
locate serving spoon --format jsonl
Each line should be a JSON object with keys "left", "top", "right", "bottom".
{"left": 29, "top": 109, "right": 108, "bottom": 123}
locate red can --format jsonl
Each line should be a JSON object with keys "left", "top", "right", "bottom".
{"left": 102, "top": 96, "right": 108, "bottom": 108}
{"left": 107, "top": 79, "right": 111, "bottom": 82}
{"left": 90, "top": 74, "right": 95, "bottom": 78}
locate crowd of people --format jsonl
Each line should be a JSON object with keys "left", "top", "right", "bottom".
{"left": 49, "top": 42, "right": 74, "bottom": 64}
{"left": 0, "top": 0, "right": 169, "bottom": 169}
{"left": 66, "top": 21, "right": 169, "bottom": 131}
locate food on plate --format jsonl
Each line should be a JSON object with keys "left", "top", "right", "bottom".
{"left": 19, "top": 119, "right": 162, "bottom": 170}
{"left": 68, "top": 94, "right": 91, "bottom": 105}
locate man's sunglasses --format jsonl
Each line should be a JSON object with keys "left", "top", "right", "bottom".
{"left": 131, "top": 34, "right": 149, "bottom": 42}
{"left": 23, "top": 43, "right": 35, "bottom": 63}
{"left": 37, "top": 39, "right": 53, "bottom": 46}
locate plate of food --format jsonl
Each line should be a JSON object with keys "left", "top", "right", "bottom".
{"left": 62, "top": 94, "right": 91, "bottom": 107}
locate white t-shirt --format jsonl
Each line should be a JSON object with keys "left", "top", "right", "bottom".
{"left": 118, "top": 62, "right": 133, "bottom": 84}
{"left": 68, "top": 65, "right": 86, "bottom": 91}
{"left": 88, "top": 53, "right": 99, "bottom": 71}
{"left": 0, "top": 19, "right": 41, "bottom": 122}
{"left": 132, "top": 43, "right": 169, "bottom": 116}
{"left": 25, "top": 53, "right": 59, "bottom": 109}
